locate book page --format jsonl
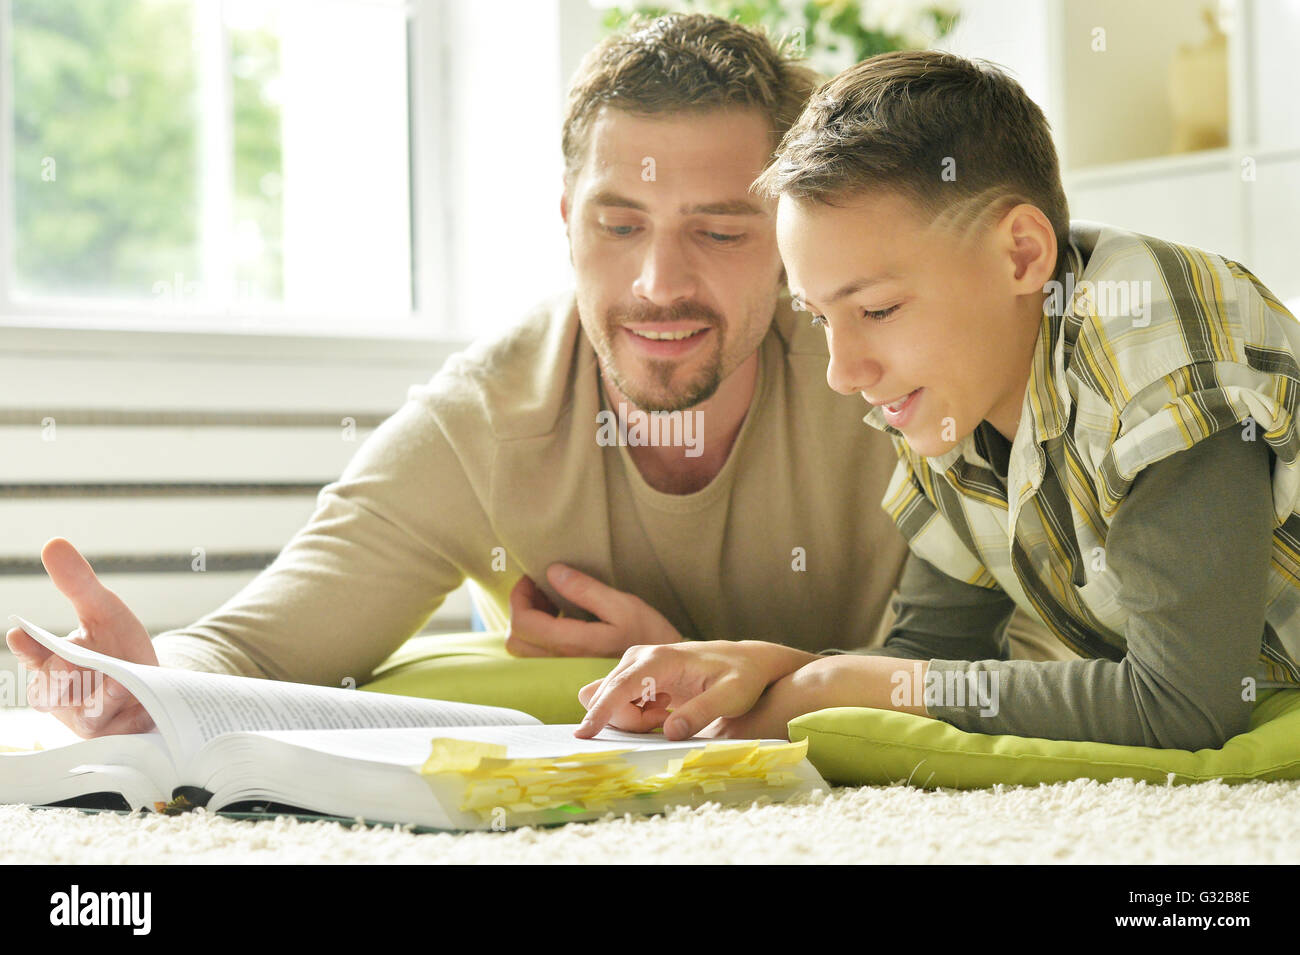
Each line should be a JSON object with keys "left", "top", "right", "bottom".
{"left": 593, "top": 727, "right": 789, "bottom": 746}
{"left": 9, "top": 617, "right": 540, "bottom": 760}
{"left": 0, "top": 730, "right": 176, "bottom": 809}
{"left": 138, "top": 666, "right": 540, "bottom": 757}
{"left": 226, "top": 724, "right": 769, "bottom": 766}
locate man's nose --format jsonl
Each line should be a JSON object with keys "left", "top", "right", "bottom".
{"left": 824, "top": 323, "right": 883, "bottom": 397}
{"left": 632, "top": 233, "right": 697, "bottom": 306}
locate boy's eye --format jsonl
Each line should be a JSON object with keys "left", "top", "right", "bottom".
{"left": 864, "top": 305, "right": 900, "bottom": 322}
{"left": 809, "top": 314, "right": 827, "bottom": 328}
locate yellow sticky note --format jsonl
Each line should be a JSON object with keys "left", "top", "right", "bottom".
{"left": 420, "top": 738, "right": 508, "bottom": 775}
{"left": 0, "top": 742, "right": 42, "bottom": 754}
{"left": 681, "top": 740, "right": 760, "bottom": 770}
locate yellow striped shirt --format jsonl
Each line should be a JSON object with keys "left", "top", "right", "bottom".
{"left": 864, "top": 221, "right": 1300, "bottom": 688}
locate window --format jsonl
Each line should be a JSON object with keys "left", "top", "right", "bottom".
{"left": 2, "top": 0, "right": 417, "bottom": 333}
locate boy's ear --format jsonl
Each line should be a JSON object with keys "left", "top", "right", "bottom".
{"left": 1002, "top": 204, "right": 1057, "bottom": 294}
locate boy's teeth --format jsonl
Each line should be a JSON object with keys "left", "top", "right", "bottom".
{"left": 886, "top": 391, "right": 914, "bottom": 413}
{"left": 631, "top": 328, "right": 705, "bottom": 341}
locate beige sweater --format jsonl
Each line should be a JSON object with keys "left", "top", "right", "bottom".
{"left": 151, "top": 291, "right": 1051, "bottom": 685}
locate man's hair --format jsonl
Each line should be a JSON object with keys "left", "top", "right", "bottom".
{"left": 752, "top": 50, "right": 1070, "bottom": 261}
{"left": 561, "top": 13, "right": 819, "bottom": 190}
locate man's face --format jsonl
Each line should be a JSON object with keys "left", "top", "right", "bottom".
{"left": 777, "top": 189, "right": 1039, "bottom": 457}
{"left": 562, "top": 107, "right": 783, "bottom": 412}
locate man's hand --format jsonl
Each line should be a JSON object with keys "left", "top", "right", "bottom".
{"left": 6, "top": 538, "right": 158, "bottom": 739}
{"left": 506, "top": 563, "right": 684, "bottom": 658}
{"left": 573, "top": 640, "right": 820, "bottom": 740}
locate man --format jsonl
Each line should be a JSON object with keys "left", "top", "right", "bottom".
{"left": 10, "top": 14, "right": 1063, "bottom": 740}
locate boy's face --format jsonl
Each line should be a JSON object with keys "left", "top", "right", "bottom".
{"left": 562, "top": 107, "right": 784, "bottom": 412}
{"left": 777, "top": 189, "right": 1043, "bottom": 457}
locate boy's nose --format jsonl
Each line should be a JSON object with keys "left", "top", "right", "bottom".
{"left": 824, "top": 325, "right": 883, "bottom": 397}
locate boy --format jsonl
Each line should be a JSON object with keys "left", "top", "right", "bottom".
{"left": 577, "top": 50, "right": 1299, "bottom": 750}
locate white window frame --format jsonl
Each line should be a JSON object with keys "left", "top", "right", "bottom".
{"left": 0, "top": 0, "right": 460, "bottom": 363}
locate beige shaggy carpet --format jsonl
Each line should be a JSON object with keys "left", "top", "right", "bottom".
{"left": 2, "top": 708, "right": 1297, "bottom": 864}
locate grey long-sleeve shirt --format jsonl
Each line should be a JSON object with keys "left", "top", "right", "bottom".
{"left": 828, "top": 421, "right": 1274, "bottom": 750}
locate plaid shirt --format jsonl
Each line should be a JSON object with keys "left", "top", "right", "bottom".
{"left": 865, "top": 221, "right": 1300, "bottom": 687}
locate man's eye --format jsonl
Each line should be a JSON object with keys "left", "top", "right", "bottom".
{"left": 602, "top": 224, "right": 638, "bottom": 237}
{"left": 703, "top": 231, "right": 743, "bottom": 243}
{"left": 864, "top": 305, "right": 900, "bottom": 322}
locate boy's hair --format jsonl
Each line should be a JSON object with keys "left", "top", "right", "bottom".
{"left": 752, "top": 50, "right": 1070, "bottom": 261}
{"left": 562, "top": 13, "right": 820, "bottom": 190}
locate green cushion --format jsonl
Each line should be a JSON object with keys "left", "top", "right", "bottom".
{"left": 360, "top": 630, "right": 616, "bottom": 724}
{"left": 788, "top": 688, "right": 1300, "bottom": 787}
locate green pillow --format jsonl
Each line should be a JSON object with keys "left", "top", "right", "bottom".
{"left": 787, "top": 688, "right": 1300, "bottom": 787}
{"left": 360, "top": 630, "right": 616, "bottom": 724}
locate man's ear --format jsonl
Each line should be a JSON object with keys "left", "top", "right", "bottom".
{"left": 1002, "top": 203, "right": 1057, "bottom": 294}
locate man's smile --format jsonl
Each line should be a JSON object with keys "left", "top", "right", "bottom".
{"left": 625, "top": 325, "right": 711, "bottom": 341}
{"left": 621, "top": 324, "right": 714, "bottom": 357}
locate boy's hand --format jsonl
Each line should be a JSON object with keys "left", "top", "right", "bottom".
{"left": 706, "top": 661, "right": 842, "bottom": 740}
{"left": 574, "top": 640, "right": 819, "bottom": 739}
{"left": 506, "top": 563, "right": 683, "bottom": 658}
{"left": 715, "top": 655, "right": 936, "bottom": 738}
{"left": 6, "top": 538, "right": 158, "bottom": 739}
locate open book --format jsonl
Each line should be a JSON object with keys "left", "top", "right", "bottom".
{"left": 3, "top": 616, "right": 827, "bottom": 830}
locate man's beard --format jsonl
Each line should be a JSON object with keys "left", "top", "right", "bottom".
{"left": 599, "top": 300, "right": 726, "bottom": 413}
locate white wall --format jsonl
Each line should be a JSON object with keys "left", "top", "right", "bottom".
{"left": 942, "top": 0, "right": 1299, "bottom": 300}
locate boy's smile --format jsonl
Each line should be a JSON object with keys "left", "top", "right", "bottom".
{"left": 776, "top": 189, "right": 1054, "bottom": 458}
{"left": 874, "top": 387, "right": 924, "bottom": 427}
